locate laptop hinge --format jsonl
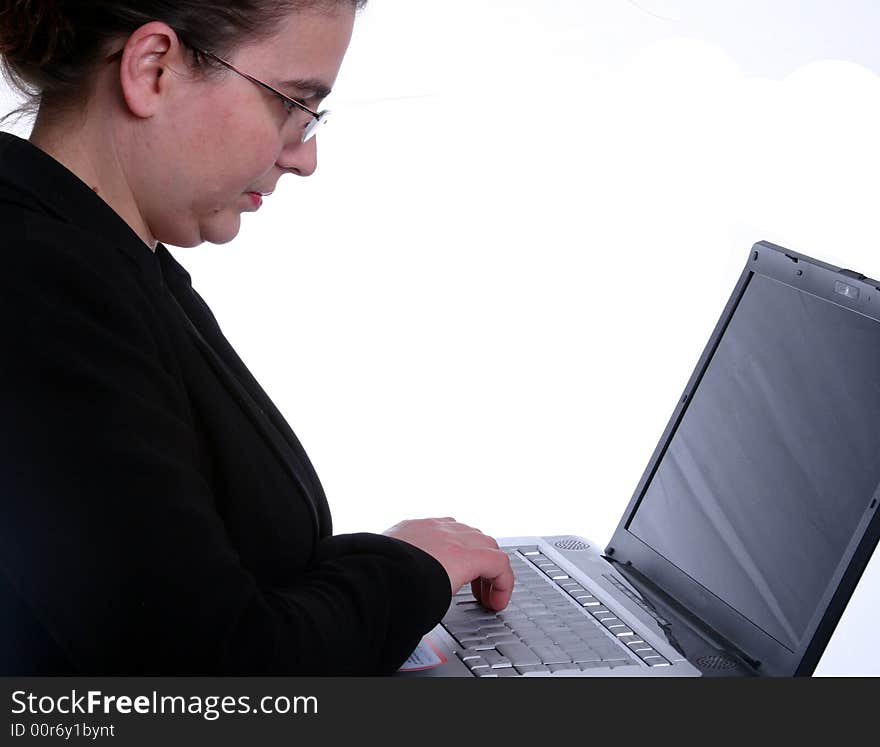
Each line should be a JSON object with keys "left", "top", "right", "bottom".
{"left": 601, "top": 555, "right": 762, "bottom": 671}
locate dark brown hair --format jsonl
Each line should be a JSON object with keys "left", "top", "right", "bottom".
{"left": 0, "top": 0, "right": 366, "bottom": 125}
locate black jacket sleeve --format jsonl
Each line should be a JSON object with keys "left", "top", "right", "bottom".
{"left": 0, "top": 239, "right": 452, "bottom": 675}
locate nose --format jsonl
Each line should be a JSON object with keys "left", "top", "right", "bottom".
{"left": 277, "top": 132, "right": 317, "bottom": 177}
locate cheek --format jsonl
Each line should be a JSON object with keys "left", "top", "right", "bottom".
{"left": 181, "top": 100, "right": 280, "bottom": 191}
{"left": 215, "top": 134, "right": 280, "bottom": 198}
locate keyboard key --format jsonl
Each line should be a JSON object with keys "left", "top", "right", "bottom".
{"left": 546, "top": 573, "right": 571, "bottom": 582}
{"left": 496, "top": 615, "right": 529, "bottom": 626}
{"left": 527, "top": 610, "right": 558, "bottom": 620}
{"left": 455, "top": 635, "right": 490, "bottom": 647}
{"left": 574, "top": 618, "right": 606, "bottom": 631}
{"left": 515, "top": 664, "right": 551, "bottom": 676}
{"left": 559, "top": 617, "right": 593, "bottom": 630}
{"left": 593, "top": 644, "right": 631, "bottom": 659}
{"left": 540, "top": 568, "right": 570, "bottom": 580}
{"left": 518, "top": 601, "right": 547, "bottom": 610}
{"left": 479, "top": 649, "right": 514, "bottom": 669}
{"left": 562, "top": 608, "right": 593, "bottom": 621}
{"left": 570, "top": 592, "right": 595, "bottom": 601}
{"left": 458, "top": 655, "right": 490, "bottom": 672}
{"left": 551, "top": 634, "right": 584, "bottom": 647}
{"left": 510, "top": 627, "right": 541, "bottom": 639}
{"left": 642, "top": 654, "right": 670, "bottom": 666}
{"left": 541, "top": 622, "right": 573, "bottom": 632}
{"left": 548, "top": 663, "right": 581, "bottom": 674}
{"left": 559, "top": 639, "right": 595, "bottom": 653}
{"left": 467, "top": 641, "right": 500, "bottom": 651}
{"left": 548, "top": 600, "right": 575, "bottom": 610}
{"left": 445, "top": 623, "right": 481, "bottom": 635}
{"left": 458, "top": 647, "right": 496, "bottom": 659}
{"left": 518, "top": 637, "right": 550, "bottom": 649}
{"left": 449, "top": 610, "right": 500, "bottom": 622}
{"left": 533, "top": 645, "right": 572, "bottom": 665}
{"left": 496, "top": 642, "right": 542, "bottom": 667}
{"left": 608, "top": 659, "right": 639, "bottom": 668}
{"left": 477, "top": 624, "right": 510, "bottom": 635}
{"left": 569, "top": 650, "right": 603, "bottom": 663}
{"left": 579, "top": 661, "right": 614, "bottom": 671}
{"left": 494, "top": 667, "right": 521, "bottom": 677}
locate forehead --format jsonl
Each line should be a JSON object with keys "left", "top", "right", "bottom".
{"left": 232, "top": 6, "right": 356, "bottom": 84}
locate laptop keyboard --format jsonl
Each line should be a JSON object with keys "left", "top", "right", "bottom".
{"left": 442, "top": 546, "right": 671, "bottom": 676}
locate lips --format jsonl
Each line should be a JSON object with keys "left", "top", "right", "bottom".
{"left": 246, "top": 192, "right": 263, "bottom": 208}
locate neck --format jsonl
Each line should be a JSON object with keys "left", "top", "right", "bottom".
{"left": 29, "top": 111, "right": 158, "bottom": 253}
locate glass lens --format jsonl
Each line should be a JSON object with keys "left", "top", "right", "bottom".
{"left": 302, "top": 110, "right": 330, "bottom": 142}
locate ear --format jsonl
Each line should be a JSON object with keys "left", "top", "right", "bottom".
{"left": 116, "top": 21, "right": 186, "bottom": 118}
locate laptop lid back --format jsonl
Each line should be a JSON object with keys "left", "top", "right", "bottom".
{"left": 606, "top": 241, "right": 880, "bottom": 676}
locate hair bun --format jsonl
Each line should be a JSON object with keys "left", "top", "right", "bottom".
{"left": 0, "top": 0, "right": 74, "bottom": 71}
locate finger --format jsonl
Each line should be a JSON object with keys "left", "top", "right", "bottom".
{"left": 477, "top": 577, "right": 495, "bottom": 610}
{"left": 487, "top": 577, "right": 513, "bottom": 611}
{"left": 481, "top": 550, "right": 515, "bottom": 611}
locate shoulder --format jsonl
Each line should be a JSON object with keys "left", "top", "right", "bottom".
{"left": 2, "top": 201, "right": 144, "bottom": 275}
{"left": 1, "top": 206, "right": 157, "bottom": 309}
{"left": 0, "top": 213, "right": 166, "bottom": 362}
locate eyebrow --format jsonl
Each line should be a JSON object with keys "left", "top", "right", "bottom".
{"left": 277, "top": 78, "right": 333, "bottom": 101}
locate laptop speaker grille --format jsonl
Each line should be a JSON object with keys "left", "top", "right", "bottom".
{"left": 553, "top": 538, "right": 589, "bottom": 551}
{"left": 696, "top": 655, "right": 739, "bottom": 671}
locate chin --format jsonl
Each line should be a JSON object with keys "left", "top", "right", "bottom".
{"left": 200, "top": 212, "right": 243, "bottom": 246}
{"left": 152, "top": 208, "right": 241, "bottom": 248}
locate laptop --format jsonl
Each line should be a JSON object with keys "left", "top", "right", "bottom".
{"left": 396, "top": 241, "right": 880, "bottom": 677}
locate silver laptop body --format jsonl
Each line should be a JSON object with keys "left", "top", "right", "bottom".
{"left": 397, "top": 242, "right": 880, "bottom": 677}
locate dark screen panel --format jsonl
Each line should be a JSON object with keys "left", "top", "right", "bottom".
{"left": 629, "top": 273, "right": 880, "bottom": 651}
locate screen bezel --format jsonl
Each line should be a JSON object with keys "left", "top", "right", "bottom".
{"left": 606, "top": 241, "right": 880, "bottom": 676}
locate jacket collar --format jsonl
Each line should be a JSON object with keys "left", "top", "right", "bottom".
{"left": 0, "top": 131, "right": 158, "bottom": 275}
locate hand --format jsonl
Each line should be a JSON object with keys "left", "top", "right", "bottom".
{"left": 382, "top": 517, "right": 514, "bottom": 611}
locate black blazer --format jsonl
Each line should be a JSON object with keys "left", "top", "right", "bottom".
{"left": 0, "top": 132, "right": 451, "bottom": 675}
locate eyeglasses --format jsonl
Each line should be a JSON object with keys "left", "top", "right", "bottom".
{"left": 104, "top": 46, "right": 330, "bottom": 143}
{"left": 196, "top": 50, "right": 330, "bottom": 143}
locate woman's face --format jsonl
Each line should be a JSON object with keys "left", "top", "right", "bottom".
{"left": 134, "top": 6, "right": 355, "bottom": 247}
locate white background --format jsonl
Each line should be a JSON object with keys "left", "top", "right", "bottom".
{"left": 3, "top": 0, "right": 878, "bottom": 675}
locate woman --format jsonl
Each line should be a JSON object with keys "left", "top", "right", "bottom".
{"left": 0, "top": 0, "right": 513, "bottom": 675}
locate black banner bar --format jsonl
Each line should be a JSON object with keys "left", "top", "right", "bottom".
{"left": 1, "top": 676, "right": 871, "bottom": 744}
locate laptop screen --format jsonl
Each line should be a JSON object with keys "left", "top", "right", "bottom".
{"left": 627, "top": 272, "right": 880, "bottom": 652}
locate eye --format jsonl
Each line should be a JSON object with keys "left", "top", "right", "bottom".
{"left": 281, "top": 96, "right": 308, "bottom": 116}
